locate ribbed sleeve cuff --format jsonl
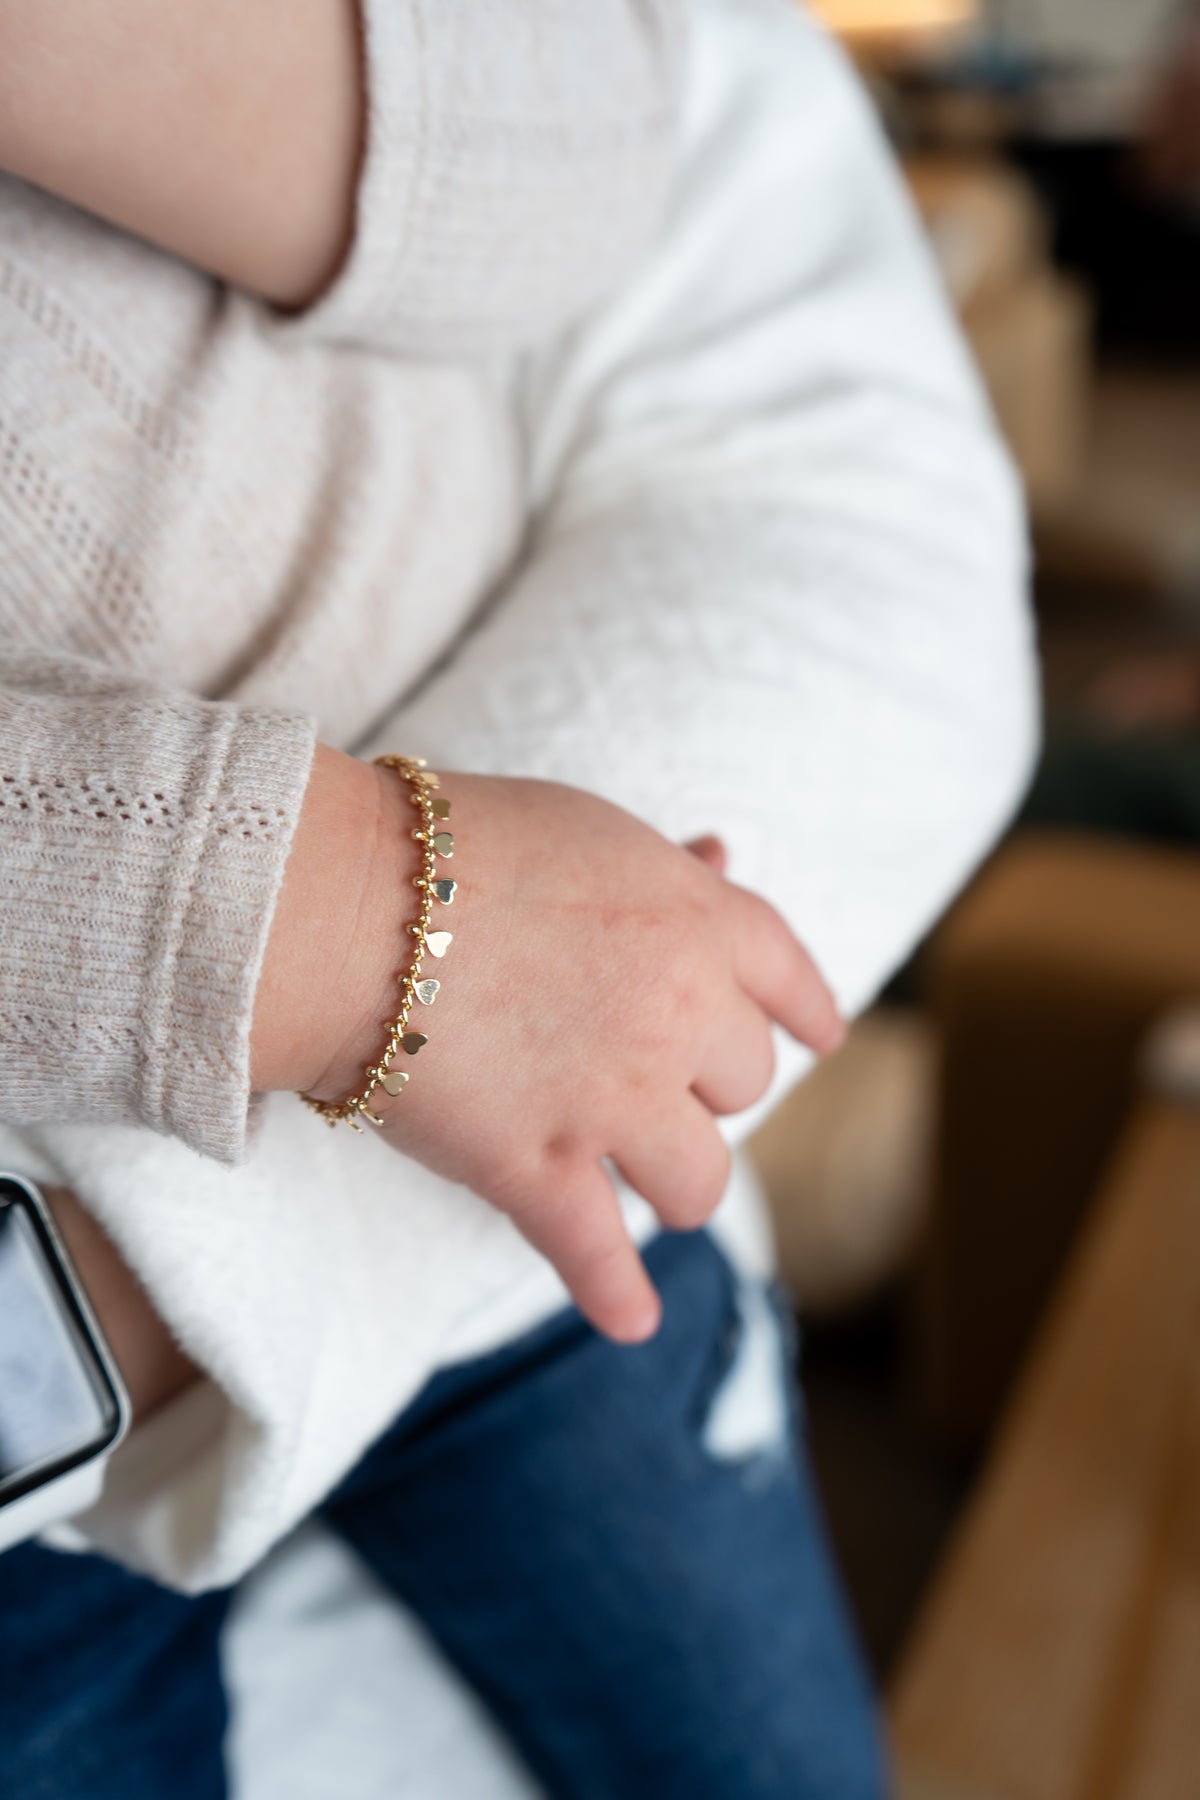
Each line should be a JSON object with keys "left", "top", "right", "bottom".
{"left": 284, "top": 0, "right": 686, "bottom": 358}
{"left": 143, "top": 706, "right": 316, "bottom": 1162}
{"left": 0, "top": 681, "right": 315, "bottom": 1164}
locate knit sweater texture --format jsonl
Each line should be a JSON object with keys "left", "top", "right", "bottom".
{"left": 0, "top": 0, "right": 1038, "bottom": 1588}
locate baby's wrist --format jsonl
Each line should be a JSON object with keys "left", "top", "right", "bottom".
{"left": 300, "top": 755, "right": 458, "bottom": 1128}
{"left": 249, "top": 744, "right": 418, "bottom": 1099}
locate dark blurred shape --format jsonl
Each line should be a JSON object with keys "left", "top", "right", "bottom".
{"left": 1142, "top": 15, "right": 1200, "bottom": 196}
{"left": 917, "top": 834, "right": 1200, "bottom": 1447}
{"left": 798, "top": 1286, "right": 974, "bottom": 1681}
{"left": 1028, "top": 720, "right": 1200, "bottom": 846}
{"left": 893, "top": 1071, "right": 1200, "bottom": 1799}
{"left": 1027, "top": 647, "right": 1200, "bottom": 847}
{"left": 892, "top": 2, "right": 1200, "bottom": 356}
{"left": 1014, "top": 135, "right": 1200, "bottom": 356}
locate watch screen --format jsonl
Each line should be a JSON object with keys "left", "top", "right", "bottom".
{"left": 0, "top": 1188, "right": 121, "bottom": 1497}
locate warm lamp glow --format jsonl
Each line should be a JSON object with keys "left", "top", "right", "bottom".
{"left": 809, "top": 0, "right": 976, "bottom": 45}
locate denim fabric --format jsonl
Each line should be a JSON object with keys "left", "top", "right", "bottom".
{"left": 0, "top": 1231, "right": 886, "bottom": 1799}
{"left": 0, "top": 1546, "right": 230, "bottom": 1799}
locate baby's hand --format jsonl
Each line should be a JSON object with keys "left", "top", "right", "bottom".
{"left": 268, "top": 757, "right": 843, "bottom": 1343}
{"left": 308, "top": 773, "right": 842, "bottom": 1344}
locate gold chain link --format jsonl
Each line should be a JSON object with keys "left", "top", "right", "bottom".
{"left": 299, "top": 754, "right": 455, "bottom": 1131}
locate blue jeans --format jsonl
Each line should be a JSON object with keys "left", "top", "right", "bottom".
{"left": 0, "top": 1231, "right": 886, "bottom": 1798}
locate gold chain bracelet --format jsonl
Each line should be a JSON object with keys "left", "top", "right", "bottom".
{"left": 299, "top": 754, "right": 456, "bottom": 1132}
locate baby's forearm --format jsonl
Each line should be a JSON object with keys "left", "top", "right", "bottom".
{"left": 47, "top": 749, "right": 840, "bottom": 1360}
{"left": 0, "top": 0, "right": 364, "bottom": 305}
{"left": 28, "top": 746, "right": 400, "bottom": 1425}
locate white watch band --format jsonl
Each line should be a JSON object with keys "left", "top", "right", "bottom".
{"left": 0, "top": 1458, "right": 109, "bottom": 1555}
{"left": 0, "top": 1172, "right": 131, "bottom": 1554}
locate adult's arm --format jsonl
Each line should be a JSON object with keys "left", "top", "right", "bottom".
{"left": 44, "top": 1185, "right": 199, "bottom": 1422}
{"left": 8, "top": 0, "right": 1037, "bottom": 1592}
{"left": 0, "top": 0, "right": 686, "bottom": 350}
{"left": 390, "top": 0, "right": 1039, "bottom": 1064}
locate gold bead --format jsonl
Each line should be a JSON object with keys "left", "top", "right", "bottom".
{"left": 303, "top": 756, "right": 457, "bottom": 1130}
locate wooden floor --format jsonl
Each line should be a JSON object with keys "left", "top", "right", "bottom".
{"left": 889, "top": 1098, "right": 1200, "bottom": 1800}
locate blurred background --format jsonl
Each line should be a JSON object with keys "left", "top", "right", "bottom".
{"left": 748, "top": 4, "right": 1200, "bottom": 1795}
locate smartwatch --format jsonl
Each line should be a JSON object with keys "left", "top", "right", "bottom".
{"left": 0, "top": 1173, "right": 131, "bottom": 1554}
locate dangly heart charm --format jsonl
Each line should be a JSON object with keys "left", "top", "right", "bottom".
{"left": 432, "top": 879, "right": 456, "bottom": 905}
{"left": 415, "top": 979, "right": 440, "bottom": 1006}
{"left": 425, "top": 931, "right": 452, "bottom": 958}
{"left": 381, "top": 1068, "right": 409, "bottom": 1097}
{"left": 401, "top": 1032, "right": 427, "bottom": 1055}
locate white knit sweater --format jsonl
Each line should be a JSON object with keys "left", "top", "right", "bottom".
{"left": 0, "top": 0, "right": 1037, "bottom": 1591}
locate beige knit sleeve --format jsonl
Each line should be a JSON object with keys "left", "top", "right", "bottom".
{"left": 281, "top": 0, "right": 689, "bottom": 358}
{"left": 0, "top": 651, "right": 315, "bottom": 1163}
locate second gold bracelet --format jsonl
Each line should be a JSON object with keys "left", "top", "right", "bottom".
{"left": 299, "top": 753, "right": 456, "bottom": 1132}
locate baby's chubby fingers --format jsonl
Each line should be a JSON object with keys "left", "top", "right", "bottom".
{"left": 681, "top": 835, "right": 842, "bottom": 1057}
{"left": 726, "top": 884, "right": 845, "bottom": 1057}
{"left": 504, "top": 1160, "right": 662, "bottom": 1345}
{"left": 613, "top": 1094, "right": 732, "bottom": 1231}
{"left": 684, "top": 833, "right": 728, "bottom": 875}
